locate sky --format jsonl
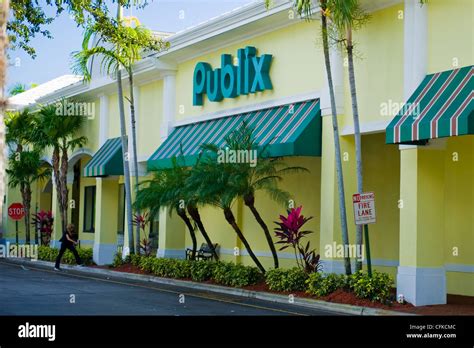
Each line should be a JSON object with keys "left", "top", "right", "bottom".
{"left": 7, "top": 0, "right": 255, "bottom": 92}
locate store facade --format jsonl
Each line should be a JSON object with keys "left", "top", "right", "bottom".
{"left": 2, "top": 0, "right": 473, "bottom": 306}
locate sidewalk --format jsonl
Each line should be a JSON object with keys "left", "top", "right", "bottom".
{"left": 1, "top": 258, "right": 412, "bottom": 316}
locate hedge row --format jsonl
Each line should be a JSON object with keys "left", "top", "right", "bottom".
{"left": 38, "top": 246, "right": 94, "bottom": 265}
{"left": 113, "top": 253, "right": 394, "bottom": 302}
{"left": 115, "top": 253, "right": 262, "bottom": 287}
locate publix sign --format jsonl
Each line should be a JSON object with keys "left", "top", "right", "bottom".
{"left": 193, "top": 46, "right": 273, "bottom": 105}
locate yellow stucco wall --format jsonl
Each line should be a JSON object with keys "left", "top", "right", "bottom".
{"left": 341, "top": 3, "right": 404, "bottom": 129}
{"left": 427, "top": 0, "right": 474, "bottom": 74}
{"left": 137, "top": 80, "right": 164, "bottom": 158}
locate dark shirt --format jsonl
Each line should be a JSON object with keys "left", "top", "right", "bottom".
{"left": 60, "top": 231, "right": 74, "bottom": 245}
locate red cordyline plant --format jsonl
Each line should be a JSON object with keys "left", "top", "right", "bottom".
{"left": 274, "top": 206, "right": 322, "bottom": 273}
{"left": 31, "top": 210, "right": 54, "bottom": 246}
{"left": 133, "top": 212, "right": 152, "bottom": 256}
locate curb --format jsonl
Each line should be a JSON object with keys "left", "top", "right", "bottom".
{"left": 1, "top": 258, "right": 414, "bottom": 316}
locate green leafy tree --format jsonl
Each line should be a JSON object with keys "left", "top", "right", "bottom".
{"left": 8, "top": 0, "right": 149, "bottom": 57}
{"left": 33, "top": 102, "right": 87, "bottom": 235}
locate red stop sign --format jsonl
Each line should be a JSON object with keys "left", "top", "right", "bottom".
{"left": 8, "top": 203, "right": 25, "bottom": 220}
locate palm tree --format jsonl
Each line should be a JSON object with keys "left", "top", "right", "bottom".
{"left": 8, "top": 83, "right": 27, "bottom": 96}
{"left": 135, "top": 156, "right": 218, "bottom": 260}
{"left": 72, "top": 12, "right": 135, "bottom": 253}
{"left": 5, "top": 109, "right": 37, "bottom": 244}
{"left": 72, "top": 8, "right": 168, "bottom": 254}
{"left": 117, "top": 21, "right": 168, "bottom": 254}
{"left": 6, "top": 150, "right": 50, "bottom": 244}
{"left": 187, "top": 155, "right": 266, "bottom": 274}
{"left": 33, "top": 103, "right": 87, "bottom": 235}
{"left": 328, "top": 0, "right": 369, "bottom": 271}
{"left": 263, "top": 0, "right": 352, "bottom": 274}
{"left": 202, "top": 122, "right": 308, "bottom": 269}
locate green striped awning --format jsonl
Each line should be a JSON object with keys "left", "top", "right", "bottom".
{"left": 148, "top": 99, "right": 321, "bottom": 169}
{"left": 386, "top": 65, "right": 473, "bottom": 144}
{"left": 83, "top": 137, "right": 124, "bottom": 177}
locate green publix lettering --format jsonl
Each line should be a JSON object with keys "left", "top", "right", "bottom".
{"left": 193, "top": 46, "right": 273, "bottom": 105}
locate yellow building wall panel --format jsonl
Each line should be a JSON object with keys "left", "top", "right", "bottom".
{"left": 342, "top": 3, "right": 404, "bottom": 129}
{"left": 428, "top": 0, "right": 474, "bottom": 74}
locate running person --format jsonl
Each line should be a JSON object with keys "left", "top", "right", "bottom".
{"left": 54, "top": 224, "right": 83, "bottom": 270}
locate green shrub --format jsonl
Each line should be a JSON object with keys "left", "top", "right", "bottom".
{"left": 349, "top": 270, "right": 394, "bottom": 303}
{"left": 191, "top": 260, "right": 218, "bottom": 282}
{"left": 212, "top": 261, "right": 261, "bottom": 287}
{"left": 130, "top": 254, "right": 142, "bottom": 267}
{"left": 306, "top": 272, "right": 347, "bottom": 297}
{"left": 113, "top": 251, "right": 125, "bottom": 267}
{"left": 265, "top": 267, "right": 309, "bottom": 292}
{"left": 37, "top": 246, "right": 94, "bottom": 265}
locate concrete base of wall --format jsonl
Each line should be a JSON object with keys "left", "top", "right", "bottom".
{"left": 93, "top": 243, "right": 117, "bottom": 265}
{"left": 397, "top": 266, "right": 447, "bottom": 306}
{"left": 156, "top": 248, "right": 185, "bottom": 259}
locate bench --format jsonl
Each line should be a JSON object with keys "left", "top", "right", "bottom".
{"left": 186, "top": 243, "right": 219, "bottom": 260}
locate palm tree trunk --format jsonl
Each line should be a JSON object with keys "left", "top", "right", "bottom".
{"left": 19, "top": 184, "right": 30, "bottom": 244}
{"left": 128, "top": 73, "right": 141, "bottom": 255}
{"left": 0, "top": 0, "right": 8, "bottom": 239}
{"left": 23, "top": 185, "right": 32, "bottom": 245}
{"left": 346, "top": 30, "right": 363, "bottom": 272}
{"left": 117, "top": 5, "right": 134, "bottom": 254}
{"left": 187, "top": 205, "right": 219, "bottom": 260}
{"left": 117, "top": 69, "right": 135, "bottom": 255}
{"left": 52, "top": 147, "right": 67, "bottom": 234}
{"left": 177, "top": 208, "right": 196, "bottom": 260}
{"left": 321, "top": 1, "right": 351, "bottom": 275}
{"left": 244, "top": 194, "right": 278, "bottom": 268}
{"left": 60, "top": 143, "right": 69, "bottom": 233}
{"left": 223, "top": 207, "right": 266, "bottom": 274}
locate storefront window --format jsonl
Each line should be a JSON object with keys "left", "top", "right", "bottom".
{"left": 83, "top": 186, "right": 96, "bottom": 232}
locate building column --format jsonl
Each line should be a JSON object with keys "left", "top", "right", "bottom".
{"left": 50, "top": 181, "right": 62, "bottom": 249}
{"left": 156, "top": 207, "right": 186, "bottom": 259}
{"left": 397, "top": 145, "right": 446, "bottom": 306}
{"left": 160, "top": 73, "right": 176, "bottom": 141}
{"left": 93, "top": 177, "right": 119, "bottom": 265}
{"left": 404, "top": 0, "right": 427, "bottom": 100}
{"left": 98, "top": 94, "right": 109, "bottom": 147}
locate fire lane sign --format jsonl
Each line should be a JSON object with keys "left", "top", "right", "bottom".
{"left": 352, "top": 192, "right": 376, "bottom": 225}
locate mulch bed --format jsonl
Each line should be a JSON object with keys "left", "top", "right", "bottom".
{"left": 89, "top": 264, "right": 474, "bottom": 315}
